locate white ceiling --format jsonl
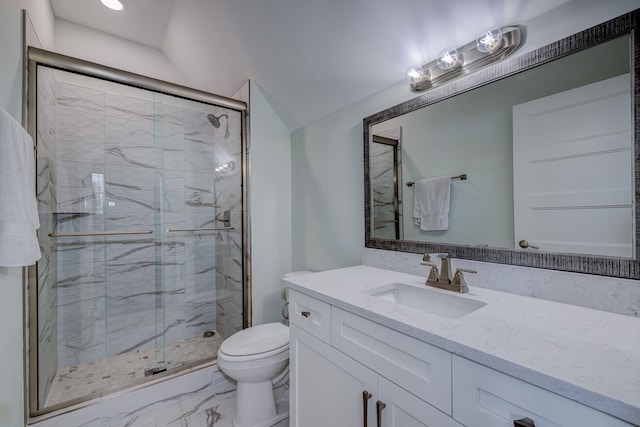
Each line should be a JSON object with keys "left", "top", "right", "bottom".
{"left": 50, "top": 0, "right": 176, "bottom": 49}
{"left": 50, "top": 0, "right": 572, "bottom": 130}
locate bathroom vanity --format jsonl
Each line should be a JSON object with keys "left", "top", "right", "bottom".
{"left": 284, "top": 266, "right": 640, "bottom": 427}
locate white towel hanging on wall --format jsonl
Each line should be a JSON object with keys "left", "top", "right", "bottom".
{"left": 413, "top": 176, "right": 451, "bottom": 231}
{"left": 0, "top": 108, "right": 41, "bottom": 267}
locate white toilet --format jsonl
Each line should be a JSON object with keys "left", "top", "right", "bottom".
{"left": 217, "top": 322, "right": 289, "bottom": 427}
{"left": 218, "top": 271, "right": 311, "bottom": 427}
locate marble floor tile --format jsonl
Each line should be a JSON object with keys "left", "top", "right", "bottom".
{"left": 45, "top": 333, "right": 224, "bottom": 408}
{"left": 35, "top": 361, "right": 289, "bottom": 427}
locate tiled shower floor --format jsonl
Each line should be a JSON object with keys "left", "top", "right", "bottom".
{"left": 45, "top": 332, "right": 225, "bottom": 407}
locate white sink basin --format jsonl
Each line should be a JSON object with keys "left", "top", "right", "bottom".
{"left": 364, "top": 282, "right": 486, "bottom": 319}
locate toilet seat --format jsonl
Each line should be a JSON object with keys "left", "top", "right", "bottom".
{"left": 218, "top": 322, "right": 289, "bottom": 362}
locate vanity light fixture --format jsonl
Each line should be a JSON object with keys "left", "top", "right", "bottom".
{"left": 407, "top": 25, "right": 524, "bottom": 92}
{"left": 100, "top": 0, "right": 124, "bottom": 11}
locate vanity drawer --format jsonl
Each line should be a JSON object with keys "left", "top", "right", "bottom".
{"left": 331, "top": 307, "right": 452, "bottom": 415}
{"left": 452, "top": 355, "right": 634, "bottom": 427}
{"left": 289, "top": 289, "right": 331, "bottom": 344}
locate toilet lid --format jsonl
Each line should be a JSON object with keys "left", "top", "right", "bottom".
{"left": 219, "top": 322, "right": 289, "bottom": 357}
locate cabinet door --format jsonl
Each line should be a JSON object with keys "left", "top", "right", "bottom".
{"left": 378, "top": 377, "right": 464, "bottom": 427}
{"left": 452, "top": 355, "right": 634, "bottom": 427}
{"left": 290, "top": 325, "right": 378, "bottom": 427}
{"left": 332, "top": 307, "right": 452, "bottom": 414}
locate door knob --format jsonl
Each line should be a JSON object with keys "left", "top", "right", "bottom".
{"left": 518, "top": 240, "right": 539, "bottom": 249}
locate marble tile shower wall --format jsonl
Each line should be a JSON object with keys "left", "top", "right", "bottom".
{"left": 214, "top": 170, "right": 243, "bottom": 338}
{"left": 36, "top": 66, "right": 59, "bottom": 406}
{"left": 371, "top": 142, "right": 396, "bottom": 239}
{"left": 48, "top": 80, "right": 242, "bottom": 369}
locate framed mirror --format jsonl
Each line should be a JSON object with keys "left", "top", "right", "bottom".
{"left": 363, "top": 10, "right": 639, "bottom": 279}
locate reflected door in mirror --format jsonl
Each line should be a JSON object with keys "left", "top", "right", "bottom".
{"left": 513, "top": 74, "right": 633, "bottom": 257}
{"left": 372, "top": 132, "right": 403, "bottom": 240}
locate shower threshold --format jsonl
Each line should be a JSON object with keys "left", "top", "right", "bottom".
{"left": 44, "top": 332, "right": 224, "bottom": 408}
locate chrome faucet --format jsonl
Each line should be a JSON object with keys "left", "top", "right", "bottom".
{"left": 421, "top": 252, "right": 476, "bottom": 293}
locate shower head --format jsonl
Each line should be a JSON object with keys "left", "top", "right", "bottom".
{"left": 207, "top": 113, "right": 223, "bottom": 128}
{"left": 206, "top": 113, "right": 231, "bottom": 139}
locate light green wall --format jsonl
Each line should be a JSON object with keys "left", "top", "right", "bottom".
{"left": 249, "top": 81, "right": 292, "bottom": 325}
{"left": 291, "top": 81, "right": 413, "bottom": 271}
{"left": 291, "top": 0, "right": 640, "bottom": 271}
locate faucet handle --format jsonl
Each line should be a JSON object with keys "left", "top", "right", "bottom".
{"left": 452, "top": 268, "right": 476, "bottom": 292}
{"left": 423, "top": 252, "right": 450, "bottom": 262}
{"left": 420, "top": 262, "right": 439, "bottom": 284}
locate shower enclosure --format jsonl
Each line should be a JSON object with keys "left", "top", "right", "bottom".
{"left": 27, "top": 49, "right": 248, "bottom": 415}
{"left": 371, "top": 129, "right": 403, "bottom": 240}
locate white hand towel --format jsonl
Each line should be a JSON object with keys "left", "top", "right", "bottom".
{"left": 0, "top": 109, "right": 41, "bottom": 267}
{"left": 412, "top": 176, "right": 451, "bottom": 231}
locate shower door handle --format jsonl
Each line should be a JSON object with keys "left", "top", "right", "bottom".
{"left": 166, "top": 227, "right": 234, "bottom": 232}
{"left": 49, "top": 230, "right": 153, "bottom": 237}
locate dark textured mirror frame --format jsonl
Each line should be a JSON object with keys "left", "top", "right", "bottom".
{"left": 363, "top": 9, "right": 640, "bottom": 280}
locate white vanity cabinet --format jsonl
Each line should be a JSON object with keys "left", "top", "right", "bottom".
{"left": 288, "top": 286, "right": 637, "bottom": 427}
{"left": 289, "top": 289, "right": 462, "bottom": 427}
{"left": 290, "top": 326, "right": 462, "bottom": 427}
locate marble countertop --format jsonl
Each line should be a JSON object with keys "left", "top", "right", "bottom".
{"left": 284, "top": 265, "right": 640, "bottom": 425}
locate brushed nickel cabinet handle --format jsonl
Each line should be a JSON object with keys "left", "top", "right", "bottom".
{"left": 514, "top": 417, "right": 535, "bottom": 427}
{"left": 301, "top": 311, "right": 311, "bottom": 318}
{"left": 376, "top": 400, "right": 386, "bottom": 427}
{"left": 362, "top": 390, "right": 372, "bottom": 427}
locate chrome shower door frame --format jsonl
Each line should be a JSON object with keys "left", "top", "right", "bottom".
{"left": 24, "top": 47, "right": 251, "bottom": 419}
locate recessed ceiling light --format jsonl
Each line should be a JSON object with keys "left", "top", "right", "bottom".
{"left": 100, "top": 0, "right": 124, "bottom": 11}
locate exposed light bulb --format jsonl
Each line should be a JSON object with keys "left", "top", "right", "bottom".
{"left": 405, "top": 65, "right": 428, "bottom": 85}
{"left": 476, "top": 27, "right": 503, "bottom": 53}
{"left": 436, "top": 48, "right": 460, "bottom": 70}
{"left": 100, "top": 0, "right": 124, "bottom": 11}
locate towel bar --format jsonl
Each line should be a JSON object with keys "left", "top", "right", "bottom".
{"left": 406, "top": 174, "right": 467, "bottom": 187}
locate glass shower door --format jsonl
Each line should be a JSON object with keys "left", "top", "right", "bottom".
{"left": 33, "top": 64, "right": 245, "bottom": 412}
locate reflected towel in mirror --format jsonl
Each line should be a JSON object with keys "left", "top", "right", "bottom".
{"left": 412, "top": 176, "right": 451, "bottom": 231}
